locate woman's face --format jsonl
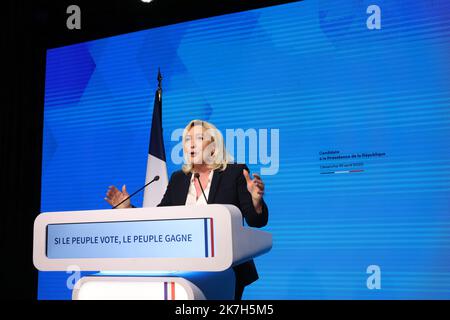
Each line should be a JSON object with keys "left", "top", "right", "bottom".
{"left": 184, "top": 125, "right": 214, "bottom": 165}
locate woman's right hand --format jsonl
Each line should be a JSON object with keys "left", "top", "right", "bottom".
{"left": 104, "top": 185, "right": 131, "bottom": 209}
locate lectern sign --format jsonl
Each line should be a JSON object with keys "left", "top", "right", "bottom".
{"left": 47, "top": 218, "right": 215, "bottom": 259}
{"left": 33, "top": 205, "right": 271, "bottom": 272}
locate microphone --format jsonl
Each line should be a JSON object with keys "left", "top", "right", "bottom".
{"left": 113, "top": 175, "right": 160, "bottom": 209}
{"left": 194, "top": 173, "right": 208, "bottom": 203}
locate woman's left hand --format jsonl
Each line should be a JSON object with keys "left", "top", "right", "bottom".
{"left": 243, "top": 169, "right": 265, "bottom": 213}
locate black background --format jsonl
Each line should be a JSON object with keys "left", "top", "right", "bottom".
{"left": 1, "top": 0, "right": 298, "bottom": 301}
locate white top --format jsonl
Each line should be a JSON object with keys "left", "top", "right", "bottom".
{"left": 185, "top": 170, "right": 214, "bottom": 205}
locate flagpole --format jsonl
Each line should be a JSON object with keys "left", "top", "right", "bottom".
{"left": 142, "top": 68, "right": 169, "bottom": 207}
{"left": 157, "top": 67, "right": 162, "bottom": 103}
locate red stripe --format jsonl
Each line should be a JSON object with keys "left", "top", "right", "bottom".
{"left": 210, "top": 218, "right": 215, "bottom": 257}
{"left": 171, "top": 282, "right": 175, "bottom": 300}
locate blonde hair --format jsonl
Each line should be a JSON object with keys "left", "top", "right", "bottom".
{"left": 181, "top": 119, "right": 232, "bottom": 174}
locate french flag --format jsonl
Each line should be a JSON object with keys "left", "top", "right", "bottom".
{"left": 143, "top": 70, "right": 169, "bottom": 207}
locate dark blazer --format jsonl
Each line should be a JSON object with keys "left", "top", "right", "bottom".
{"left": 157, "top": 163, "right": 269, "bottom": 287}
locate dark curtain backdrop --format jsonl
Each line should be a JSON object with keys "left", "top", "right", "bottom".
{"left": 1, "top": 0, "right": 47, "bottom": 300}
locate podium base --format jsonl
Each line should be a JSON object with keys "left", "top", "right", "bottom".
{"left": 72, "top": 269, "right": 236, "bottom": 300}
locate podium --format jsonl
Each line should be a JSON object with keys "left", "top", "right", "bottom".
{"left": 33, "top": 204, "right": 272, "bottom": 300}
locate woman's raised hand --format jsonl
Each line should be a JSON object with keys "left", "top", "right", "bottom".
{"left": 104, "top": 184, "right": 131, "bottom": 209}
{"left": 243, "top": 169, "right": 265, "bottom": 213}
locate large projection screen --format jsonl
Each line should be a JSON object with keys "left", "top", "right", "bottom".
{"left": 39, "top": 0, "right": 450, "bottom": 299}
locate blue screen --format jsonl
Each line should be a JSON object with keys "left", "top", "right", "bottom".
{"left": 39, "top": 0, "right": 450, "bottom": 299}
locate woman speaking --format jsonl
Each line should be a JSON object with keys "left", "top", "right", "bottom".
{"left": 104, "top": 119, "right": 269, "bottom": 300}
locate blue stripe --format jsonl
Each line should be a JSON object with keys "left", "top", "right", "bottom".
{"left": 164, "top": 282, "right": 167, "bottom": 300}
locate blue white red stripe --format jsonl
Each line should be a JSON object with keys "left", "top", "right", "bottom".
{"left": 321, "top": 169, "right": 364, "bottom": 174}
{"left": 164, "top": 281, "right": 176, "bottom": 300}
{"left": 204, "top": 218, "right": 215, "bottom": 257}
